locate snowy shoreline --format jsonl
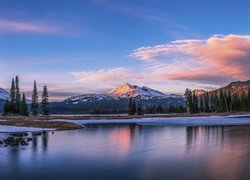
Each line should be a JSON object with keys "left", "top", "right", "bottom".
{"left": 0, "top": 114, "right": 250, "bottom": 133}
{"left": 51, "top": 114, "right": 250, "bottom": 127}
{"left": 0, "top": 125, "right": 55, "bottom": 133}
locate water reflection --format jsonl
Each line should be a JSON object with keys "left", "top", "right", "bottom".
{"left": 42, "top": 131, "right": 49, "bottom": 151}
{"left": 0, "top": 124, "right": 250, "bottom": 180}
{"left": 186, "top": 126, "right": 225, "bottom": 152}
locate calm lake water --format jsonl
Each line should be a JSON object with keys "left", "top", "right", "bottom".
{"left": 1, "top": 124, "right": 250, "bottom": 180}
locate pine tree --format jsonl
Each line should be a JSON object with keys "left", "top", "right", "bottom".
{"left": 184, "top": 89, "right": 193, "bottom": 113}
{"left": 199, "top": 95, "right": 204, "bottom": 112}
{"left": 15, "top": 76, "right": 21, "bottom": 114}
{"left": 192, "top": 93, "right": 199, "bottom": 113}
{"left": 31, "top": 80, "right": 39, "bottom": 116}
{"left": 3, "top": 99, "right": 10, "bottom": 115}
{"left": 41, "top": 85, "right": 49, "bottom": 115}
{"left": 128, "top": 97, "right": 133, "bottom": 115}
{"left": 204, "top": 92, "right": 210, "bottom": 113}
{"left": 210, "top": 93, "right": 215, "bottom": 112}
{"left": 20, "top": 93, "right": 29, "bottom": 116}
{"left": 137, "top": 102, "right": 143, "bottom": 115}
{"left": 219, "top": 89, "right": 226, "bottom": 112}
{"left": 132, "top": 100, "right": 137, "bottom": 115}
{"left": 9, "top": 78, "right": 15, "bottom": 114}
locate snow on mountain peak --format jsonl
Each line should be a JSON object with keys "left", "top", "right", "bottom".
{"left": 0, "top": 88, "right": 9, "bottom": 100}
{"left": 108, "top": 82, "right": 136, "bottom": 98}
{"left": 108, "top": 82, "right": 169, "bottom": 99}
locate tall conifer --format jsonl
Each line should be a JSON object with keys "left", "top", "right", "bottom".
{"left": 31, "top": 80, "right": 39, "bottom": 116}
{"left": 41, "top": 85, "right": 49, "bottom": 115}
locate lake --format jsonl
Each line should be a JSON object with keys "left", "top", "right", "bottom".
{"left": 0, "top": 123, "right": 250, "bottom": 180}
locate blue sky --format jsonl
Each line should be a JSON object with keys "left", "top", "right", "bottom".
{"left": 1, "top": 0, "right": 250, "bottom": 101}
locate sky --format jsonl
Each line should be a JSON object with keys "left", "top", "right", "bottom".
{"left": 1, "top": 0, "right": 250, "bottom": 101}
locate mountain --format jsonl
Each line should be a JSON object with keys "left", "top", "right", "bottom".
{"left": 223, "top": 80, "right": 250, "bottom": 94}
{"left": 64, "top": 82, "right": 178, "bottom": 104}
{"left": 50, "top": 83, "right": 184, "bottom": 114}
{"left": 193, "top": 80, "right": 250, "bottom": 96}
{"left": 192, "top": 89, "right": 206, "bottom": 96}
{"left": 0, "top": 88, "right": 9, "bottom": 101}
{"left": 108, "top": 82, "right": 169, "bottom": 99}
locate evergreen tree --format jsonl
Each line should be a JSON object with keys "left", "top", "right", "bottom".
{"left": 31, "top": 80, "right": 39, "bottom": 116}
{"left": 137, "top": 102, "right": 143, "bottom": 115}
{"left": 204, "top": 92, "right": 210, "bottom": 113}
{"left": 9, "top": 78, "right": 15, "bottom": 113}
{"left": 41, "top": 85, "right": 49, "bottom": 115}
{"left": 184, "top": 88, "right": 193, "bottom": 113}
{"left": 132, "top": 100, "right": 137, "bottom": 115}
{"left": 20, "top": 93, "right": 29, "bottom": 116}
{"left": 128, "top": 97, "right": 133, "bottom": 115}
{"left": 199, "top": 95, "right": 204, "bottom": 112}
{"left": 3, "top": 99, "right": 10, "bottom": 115}
{"left": 192, "top": 93, "right": 199, "bottom": 113}
{"left": 15, "top": 76, "right": 21, "bottom": 114}
{"left": 210, "top": 93, "right": 215, "bottom": 112}
{"left": 219, "top": 89, "right": 226, "bottom": 112}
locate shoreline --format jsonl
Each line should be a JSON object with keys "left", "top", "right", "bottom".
{"left": 0, "top": 112, "right": 249, "bottom": 132}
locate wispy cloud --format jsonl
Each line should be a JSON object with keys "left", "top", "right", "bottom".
{"left": 0, "top": 19, "right": 84, "bottom": 36}
{"left": 72, "top": 67, "right": 134, "bottom": 84}
{"left": 91, "top": 0, "right": 165, "bottom": 21}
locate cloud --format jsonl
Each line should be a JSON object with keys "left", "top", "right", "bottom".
{"left": 0, "top": 19, "right": 83, "bottom": 36}
{"left": 91, "top": 0, "right": 165, "bottom": 21}
{"left": 72, "top": 67, "right": 134, "bottom": 84}
{"left": 131, "top": 34, "right": 250, "bottom": 84}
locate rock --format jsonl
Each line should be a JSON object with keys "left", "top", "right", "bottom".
{"left": 27, "top": 138, "right": 32, "bottom": 142}
{"left": 0, "top": 140, "right": 3, "bottom": 145}
{"left": 10, "top": 132, "right": 29, "bottom": 137}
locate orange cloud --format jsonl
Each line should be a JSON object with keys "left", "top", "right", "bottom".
{"left": 131, "top": 34, "right": 250, "bottom": 83}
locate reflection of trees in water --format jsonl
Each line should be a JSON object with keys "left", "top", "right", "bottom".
{"left": 186, "top": 126, "right": 225, "bottom": 152}
{"left": 42, "top": 132, "right": 49, "bottom": 151}
{"left": 8, "top": 146, "right": 20, "bottom": 174}
{"left": 32, "top": 134, "right": 38, "bottom": 152}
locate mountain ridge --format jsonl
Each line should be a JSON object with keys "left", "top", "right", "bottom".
{"left": 64, "top": 82, "right": 177, "bottom": 104}
{"left": 193, "top": 80, "right": 250, "bottom": 96}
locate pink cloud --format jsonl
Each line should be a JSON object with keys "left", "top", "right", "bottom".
{"left": 0, "top": 19, "right": 59, "bottom": 34}
{"left": 71, "top": 67, "right": 134, "bottom": 84}
{"left": 131, "top": 34, "right": 250, "bottom": 84}
{"left": 0, "top": 19, "right": 83, "bottom": 36}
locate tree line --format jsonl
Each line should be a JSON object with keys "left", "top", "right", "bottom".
{"left": 128, "top": 97, "right": 185, "bottom": 115}
{"left": 184, "top": 88, "right": 250, "bottom": 113}
{"left": 3, "top": 76, "right": 49, "bottom": 116}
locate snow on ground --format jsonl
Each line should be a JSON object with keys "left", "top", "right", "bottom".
{"left": 0, "top": 125, "right": 55, "bottom": 133}
{"left": 52, "top": 115, "right": 250, "bottom": 127}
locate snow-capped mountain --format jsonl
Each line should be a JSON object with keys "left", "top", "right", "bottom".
{"left": 108, "top": 82, "right": 169, "bottom": 99}
{"left": 64, "top": 94, "right": 117, "bottom": 104}
{"left": 0, "top": 88, "right": 9, "bottom": 100}
{"left": 64, "top": 82, "right": 178, "bottom": 104}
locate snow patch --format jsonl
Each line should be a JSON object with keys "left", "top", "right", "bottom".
{"left": 0, "top": 125, "right": 56, "bottom": 133}
{"left": 51, "top": 116, "right": 250, "bottom": 127}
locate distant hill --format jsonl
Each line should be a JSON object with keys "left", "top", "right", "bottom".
{"left": 193, "top": 80, "right": 250, "bottom": 96}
